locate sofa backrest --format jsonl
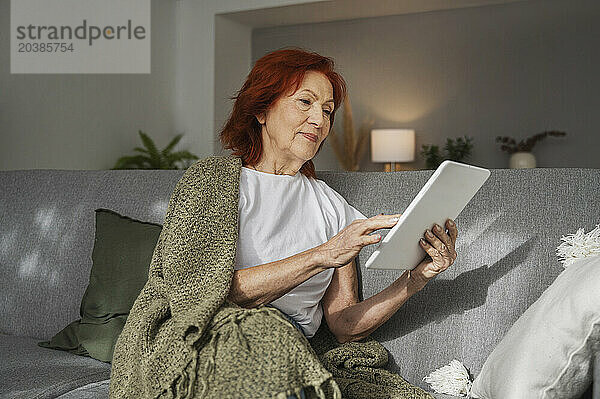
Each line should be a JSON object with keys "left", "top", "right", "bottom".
{"left": 1, "top": 165, "right": 598, "bottom": 391}
{"left": 0, "top": 168, "right": 182, "bottom": 338}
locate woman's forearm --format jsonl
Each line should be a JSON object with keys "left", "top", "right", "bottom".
{"left": 333, "top": 269, "right": 427, "bottom": 343}
{"left": 227, "top": 248, "right": 325, "bottom": 308}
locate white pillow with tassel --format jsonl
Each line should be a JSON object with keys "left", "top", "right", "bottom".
{"left": 469, "top": 224, "right": 600, "bottom": 398}
{"left": 422, "top": 224, "right": 600, "bottom": 398}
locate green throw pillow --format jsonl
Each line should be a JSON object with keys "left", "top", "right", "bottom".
{"left": 38, "top": 208, "right": 162, "bottom": 363}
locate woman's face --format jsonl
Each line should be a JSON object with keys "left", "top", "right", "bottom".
{"left": 256, "top": 70, "right": 334, "bottom": 167}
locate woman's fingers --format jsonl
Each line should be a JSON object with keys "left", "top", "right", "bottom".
{"left": 447, "top": 219, "right": 458, "bottom": 247}
{"left": 364, "top": 233, "right": 382, "bottom": 245}
{"left": 443, "top": 220, "right": 458, "bottom": 259}
{"left": 419, "top": 237, "right": 443, "bottom": 262}
{"left": 423, "top": 228, "right": 451, "bottom": 258}
{"left": 432, "top": 223, "right": 456, "bottom": 259}
{"left": 361, "top": 213, "right": 402, "bottom": 235}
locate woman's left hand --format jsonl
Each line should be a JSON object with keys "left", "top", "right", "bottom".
{"left": 411, "top": 219, "right": 459, "bottom": 286}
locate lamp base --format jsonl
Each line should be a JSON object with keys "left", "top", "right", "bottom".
{"left": 385, "top": 162, "right": 403, "bottom": 172}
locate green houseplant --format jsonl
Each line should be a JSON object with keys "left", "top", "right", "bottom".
{"left": 112, "top": 130, "right": 199, "bottom": 170}
{"left": 420, "top": 135, "right": 474, "bottom": 169}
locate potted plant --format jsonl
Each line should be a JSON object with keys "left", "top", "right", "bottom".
{"left": 495, "top": 131, "right": 566, "bottom": 169}
{"left": 420, "top": 135, "right": 474, "bottom": 169}
{"left": 112, "top": 130, "right": 199, "bottom": 170}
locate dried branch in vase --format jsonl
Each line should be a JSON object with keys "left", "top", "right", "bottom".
{"left": 328, "top": 94, "right": 373, "bottom": 171}
{"left": 495, "top": 131, "right": 566, "bottom": 154}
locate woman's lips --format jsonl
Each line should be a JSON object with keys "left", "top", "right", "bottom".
{"left": 301, "top": 133, "right": 317, "bottom": 142}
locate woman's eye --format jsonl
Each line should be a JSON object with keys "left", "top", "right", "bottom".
{"left": 298, "top": 98, "right": 331, "bottom": 116}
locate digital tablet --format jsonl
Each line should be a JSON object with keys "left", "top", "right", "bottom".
{"left": 364, "top": 160, "right": 491, "bottom": 271}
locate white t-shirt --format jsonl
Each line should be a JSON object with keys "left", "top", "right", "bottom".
{"left": 234, "top": 166, "right": 367, "bottom": 338}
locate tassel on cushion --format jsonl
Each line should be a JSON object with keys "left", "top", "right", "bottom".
{"left": 423, "top": 359, "right": 473, "bottom": 397}
{"left": 556, "top": 223, "right": 600, "bottom": 268}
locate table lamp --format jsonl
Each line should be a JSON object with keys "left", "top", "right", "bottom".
{"left": 371, "top": 129, "right": 415, "bottom": 171}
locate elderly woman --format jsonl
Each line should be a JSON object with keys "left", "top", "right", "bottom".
{"left": 110, "top": 48, "right": 459, "bottom": 399}
{"left": 221, "top": 48, "right": 458, "bottom": 343}
{"left": 221, "top": 48, "right": 458, "bottom": 394}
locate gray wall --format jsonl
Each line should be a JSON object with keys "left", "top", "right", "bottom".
{"left": 0, "top": 0, "right": 177, "bottom": 171}
{"left": 214, "top": 15, "right": 253, "bottom": 159}
{"left": 252, "top": 0, "right": 600, "bottom": 171}
{"left": 0, "top": 0, "right": 320, "bottom": 171}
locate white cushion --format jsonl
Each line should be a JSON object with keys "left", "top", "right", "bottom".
{"left": 470, "top": 255, "right": 600, "bottom": 399}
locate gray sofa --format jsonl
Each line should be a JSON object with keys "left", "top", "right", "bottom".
{"left": 1, "top": 165, "right": 598, "bottom": 399}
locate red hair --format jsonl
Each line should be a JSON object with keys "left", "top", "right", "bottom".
{"left": 219, "top": 47, "right": 347, "bottom": 179}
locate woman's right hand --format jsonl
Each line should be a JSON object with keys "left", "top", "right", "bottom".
{"left": 314, "top": 213, "right": 402, "bottom": 269}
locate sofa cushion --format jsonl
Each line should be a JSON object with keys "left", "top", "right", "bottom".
{"left": 470, "top": 254, "right": 600, "bottom": 398}
{"left": 0, "top": 333, "right": 111, "bottom": 399}
{"left": 38, "top": 208, "right": 162, "bottom": 362}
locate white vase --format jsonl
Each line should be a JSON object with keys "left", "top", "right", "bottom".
{"left": 509, "top": 152, "right": 536, "bottom": 169}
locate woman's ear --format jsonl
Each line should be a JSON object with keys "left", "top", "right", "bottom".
{"left": 255, "top": 112, "right": 266, "bottom": 125}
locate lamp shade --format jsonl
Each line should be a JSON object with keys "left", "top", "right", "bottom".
{"left": 371, "top": 129, "right": 415, "bottom": 162}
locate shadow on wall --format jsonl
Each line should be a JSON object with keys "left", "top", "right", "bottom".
{"left": 373, "top": 236, "right": 538, "bottom": 341}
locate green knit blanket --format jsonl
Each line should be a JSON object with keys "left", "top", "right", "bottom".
{"left": 109, "top": 154, "right": 434, "bottom": 399}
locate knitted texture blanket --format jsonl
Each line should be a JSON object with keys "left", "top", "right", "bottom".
{"left": 108, "top": 154, "right": 434, "bottom": 399}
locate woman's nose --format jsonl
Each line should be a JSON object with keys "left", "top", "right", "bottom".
{"left": 307, "top": 105, "right": 325, "bottom": 128}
